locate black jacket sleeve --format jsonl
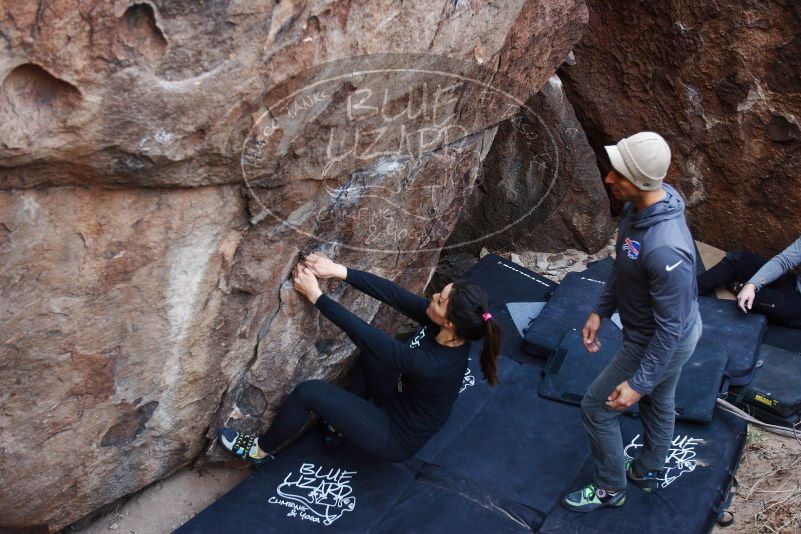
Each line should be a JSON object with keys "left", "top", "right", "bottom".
{"left": 315, "top": 294, "right": 441, "bottom": 378}
{"left": 344, "top": 268, "right": 432, "bottom": 326}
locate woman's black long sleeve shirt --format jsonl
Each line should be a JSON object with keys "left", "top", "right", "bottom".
{"left": 314, "top": 268, "right": 470, "bottom": 455}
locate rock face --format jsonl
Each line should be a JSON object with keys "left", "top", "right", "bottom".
{"left": 0, "top": 186, "right": 247, "bottom": 529}
{"left": 559, "top": 0, "right": 801, "bottom": 256}
{"left": 0, "top": 1, "right": 588, "bottom": 530}
{"left": 445, "top": 74, "right": 613, "bottom": 255}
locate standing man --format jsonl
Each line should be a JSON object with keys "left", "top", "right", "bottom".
{"left": 562, "top": 132, "right": 702, "bottom": 512}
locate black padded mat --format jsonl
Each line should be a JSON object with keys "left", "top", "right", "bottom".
{"left": 730, "top": 344, "right": 801, "bottom": 427}
{"left": 539, "top": 329, "right": 730, "bottom": 422}
{"left": 763, "top": 324, "right": 801, "bottom": 355}
{"left": 424, "top": 364, "right": 591, "bottom": 529}
{"left": 183, "top": 257, "right": 749, "bottom": 534}
{"left": 178, "top": 426, "right": 418, "bottom": 533}
{"left": 538, "top": 328, "right": 634, "bottom": 414}
{"left": 371, "top": 481, "right": 531, "bottom": 533}
{"left": 698, "top": 297, "right": 768, "bottom": 386}
{"left": 523, "top": 270, "right": 616, "bottom": 358}
{"left": 463, "top": 253, "right": 556, "bottom": 306}
{"left": 463, "top": 254, "right": 557, "bottom": 364}
{"left": 539, "top": 409, "right": 747, "bottom": 534}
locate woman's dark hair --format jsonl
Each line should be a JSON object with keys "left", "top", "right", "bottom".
{"left": 446, "top": 279, "right": 501, "bottom": 386}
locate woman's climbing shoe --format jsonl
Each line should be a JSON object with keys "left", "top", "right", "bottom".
{"left": 218, "top": 428, "right": 272, "bottom": 465}
{"left": 323, "top": 421, "right": 344, "bottom": 450}
{"left": 561, "top": 483, "right": 626, "bottom": 512}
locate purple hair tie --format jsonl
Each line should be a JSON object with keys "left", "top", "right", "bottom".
{"left": 482, "top": 312, "right": 492, "bottom": 322}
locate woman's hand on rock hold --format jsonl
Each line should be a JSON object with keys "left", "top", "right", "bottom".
{"left": 293, "top": 263, "right": 323, "bottom": 304}
{"left": 304, "top": 253, "right": 347, "bottom": 280}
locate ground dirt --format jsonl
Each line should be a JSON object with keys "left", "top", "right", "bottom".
{"left": 712, "top": 428, "right": 801, "bottom": 534}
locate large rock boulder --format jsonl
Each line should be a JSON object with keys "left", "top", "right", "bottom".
{"left": 0, "top": 1, "right": 588, "bottom": 530}
{"left": 445, "top": 74, "right": 613, "bottom": 255}
{"left": 559, "top": 0, "right": 801, "bottom": 256}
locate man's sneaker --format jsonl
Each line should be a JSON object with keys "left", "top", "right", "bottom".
{"left": 323, "top": 421, "right": 344, "bottom": 450}
{"left": 562, "top": 483, "right": 626, "bottom": 512}
{"left": 626, "top": 457, "right": 662, "bottom": 493}
{"left": 218, "top": 428, "right": 272, "bottom": 465}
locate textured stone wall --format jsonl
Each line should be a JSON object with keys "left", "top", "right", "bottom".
{"left": 446, "top": 74, "right": 613, "bottom": 255}
{"left": 559, "top": 0, "right": 801, "bottom": 256}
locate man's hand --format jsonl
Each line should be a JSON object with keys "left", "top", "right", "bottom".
{"left": 292, "top": 263, "right": 323, "bottom": 304}
{"left": 606, "top": 380, "right": 642, "bottom": 410}
{"left": 582, "top": 312, "right": 603, "bottom": 353}
{"left": 304, "top": 253, "right": 347, "bottom": 280}
{"left": 737, "top": 283, "right": 757, "bottom": 314}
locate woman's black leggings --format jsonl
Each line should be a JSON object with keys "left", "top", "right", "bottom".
{"left": 698, "top": 250, "right": 801, "bottom": 327}
{"left": 257, "top": 348, "right": 411, "bottom": 461}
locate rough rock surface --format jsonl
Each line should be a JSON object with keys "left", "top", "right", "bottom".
{"left": 0, "top": 186, "right": 247, "bottom": 529}
{"left": 0, "top": 1, "right": 588, "bottom": 530}
{"left": 207, "top": 133, "right": 491, "bottom": 460}
{"left": 559, "top": 0, "right": 801, "bottom": 256}
{"left": 445, "top": 74, "right": 613, "bottom": 255}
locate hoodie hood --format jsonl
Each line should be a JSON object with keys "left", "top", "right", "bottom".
{"left": 631, "top": 184, "right": 685, "bottom": 229}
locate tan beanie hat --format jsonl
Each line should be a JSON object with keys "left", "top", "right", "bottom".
{"left": 604, "top": 132, "right": 671, "bottom": 191}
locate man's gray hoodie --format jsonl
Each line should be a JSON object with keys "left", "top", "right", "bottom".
{"left": 594, "top": 184, "right": 700, "bottom": 395}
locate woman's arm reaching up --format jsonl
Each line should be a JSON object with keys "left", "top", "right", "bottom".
{"left": 292, "top": 263, "right": 443, "bottom": 377}
{"left": 304, "top": 254, "right": 431, "bottom": 325}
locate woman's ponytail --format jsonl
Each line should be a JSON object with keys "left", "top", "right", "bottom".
{"left": 480, "top": 316, "right": 500, "bottom": 386}
{"left": 447, "top": 280, "right": 502, "bottom": 387}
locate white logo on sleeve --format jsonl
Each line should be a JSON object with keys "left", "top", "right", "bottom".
{"left": 665, "top": 260, "right": 683, "bottom": 272}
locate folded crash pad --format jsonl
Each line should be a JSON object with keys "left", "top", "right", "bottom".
{"left": 523, "top": 270, "right": 618, "bottom": 358}
{"left": 698, "top": 297, "right": 767, "bottom": 386}
{"left": 539, "top": 329, "right": 730, "bottom": 422}
{"left": 463, "top": 253, "right": 556, "bottom": 306}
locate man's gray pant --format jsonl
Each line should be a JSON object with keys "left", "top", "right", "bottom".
{"left": 581, "top": 316, "right": 703, "bottom": 491}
